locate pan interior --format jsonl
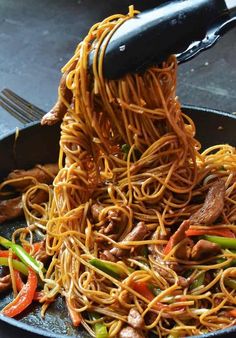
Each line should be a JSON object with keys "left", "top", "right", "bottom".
{"left": 0, "top": 220, "right": 90, "bottom": 338}
{"left": 0, "top": 106, "right": 236, "bottom": 338}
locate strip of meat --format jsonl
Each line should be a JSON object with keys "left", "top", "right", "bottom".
{"left": 164, "top": 220, "right": 190, "bottom": 255}
{"left": 119, "top": 326, "right": 145, "bottom": 338}
{"left": 6, "top": 164, "right": 58, "bottom": 191}
{"left": 34, "top": 240, "right": 49, "bottom": 264}
{"left": 41, "top": 61, "right": 76, "bottom": 126}
{"left": 191, "top": 239, "right": 221, "bottom": 260}
{"left": 110, "top": 222, "right": 148, "bottom": 258}
{"left": 150, "top": 253, "right": 188, "bottom": 287}
{"left": 92, "top": 204, "right": 121, "bottom": 239}
{"left": 175, "top": 238, "right": 194, "bottom": 260}
{"left": 0, "top": 274, "right": 12, "bottom": 293}
{"left": 148, "top": 228, "right": 170, "bottom": 256}
{"left": 91, "top": 203, "right": 104, "bottom": 222}
{"left": 0, "top": 189, "right": 49, "bottom": 224}
{"left": 0, "top": 196, "right": 23, "bottom": 223}
{"left": 100, "top": 250, "right": 117, "bottom": 262}
{"left": 128, "top": 308, "right": 144, "bottom": 329}
{"left": 190, "top": 179, "right": 225, "bottom": 225}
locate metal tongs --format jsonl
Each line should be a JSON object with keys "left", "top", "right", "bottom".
{"left": 95, "top": 0, "right": 236, "bottom": 79}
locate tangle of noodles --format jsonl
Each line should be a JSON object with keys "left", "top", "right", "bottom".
{"left": 3, "top": 6, "right": 236, "bottom": 338}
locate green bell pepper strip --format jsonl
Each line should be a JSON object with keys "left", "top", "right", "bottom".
{"left": 0, "top": 257, "right": 28, "bottom": 276}
{"left": 225, "top": 278, "right": 236, "bottom": 290}
{"left": 148, "top": 284, "right": 161, "bottom": 296}
{"left": 121, "top": 144, "right": 130, "bottom": 154}
{"left": 0, "top": 236, "right": 43, "bottom": 274}
{"left": 167, "top": 331, "right": 179, "bottom": 338}
{"left": 203, "top": 236, "right": 236, "bottom": 249}
{"left": 190, "top": 272, "right": 205, "bottom": 290}
{"left": 89, "top": 312, "right": 108, "bottom": 338}
{"left": 89, "top": 258, "right": 130, "bottom": 279}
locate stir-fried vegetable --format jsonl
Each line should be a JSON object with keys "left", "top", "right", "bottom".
{"left": 0, "top": 250, "right": 16, "bottom": 258}
{"left": 225, "top": 278, "right": 236, "bottom": 290}
{"left": 1, "top": 268, "right": 37, "bottom": 317}
{"left": 228, "top": 309, "right": 236, "bottom": 318}
{"left": 121, "top": 144, "right": 130, "bottom": 154}
{"left": 203, "top": 235, "right": 236, "bottom": 249}
{"left": 148, "top": 284, "right": 161, "bottom": 296}
{"left": 89, "top": 258, "right": 127, "bottom": 279}
{"left": 90, "top": 312, "right": 108, "bottom": 338}
{"left": 0, "top": 257, "right": 28, "bottom": 276}
{"left": 190, "top": 272, "right": 205, "bottom": 290}
{"left": 167, "top": 331, "right": 179, "bottom": 338}
{"left": 14, "top": 270, "right": 43, "bottom": 301}
{"left": 132, "top": 281, "right": 156, "bottom": 301}
{"left": 66, "top": 299, "right": 81, "bottom": 327}
{"left": 186, "top": 228, "right": 235, "bottom": 238}
{"left": 0, "top": 235, "right": 43, "bottom": 274}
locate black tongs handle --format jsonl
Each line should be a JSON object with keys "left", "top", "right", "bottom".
{"left": 101, "top": 0, "right": 236, "bottom": 79}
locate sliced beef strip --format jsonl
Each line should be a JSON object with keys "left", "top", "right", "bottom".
{"left": 41, "top": 61, "right": 76, "bottom": 126}
{"left": 151, "top": 258, "right": 189, "bottom": 288}
{"left": 0, "top": 189, "right": 49, "bottom": 223}
{"left": 110, "top": 222, "right": 148, "bottom": 258}
{"left": 6, "top": 164, "right": 58, "bottom": 191}
{"left": 91, "top": 203, "right": 104, "bottom": 222}
{"left": 166, "top": 220, "right": 191, "bottom": 253}
{"left": 190, "top": 179, "right": 225, "bottom": 225}
{"left": 128, "top": 308, "right": 145, "bottom": 329}
{"left": 100, "top": 250, "right": 117, "bottom": 262}
{"left": 119, "top": 326, "right": 145, "bottom": 338}
{"left": 35, "top": 240, "right": 50, "bottom": 264}
{"left": 92, "top": 204, "right": 121, "bottom": 239}
{"left": 0, "top": 275, "right": 12, "bottom": 293}
{"left": 175, "top": 238, "right": 194, "bottom": 260}
{"left": 0, "top": 196, "right": 23, "bottom": 223}
{"left": 191, "top": 239, "right": 221, "bottom": 260}
{"left": 148, "top": 228, "right": 170, "bottom": 256}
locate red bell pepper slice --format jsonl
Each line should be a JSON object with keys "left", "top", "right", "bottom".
{"left": 2, "top": 268, "right": 37, "bottom": 317}
{"left": 0, "top": 250, "right": 17, "bottom": 259}
{"left": 132, "top": 280, "right": 155, "bottom": 301}
{"left": 228, "top": 309, "right": 236, "bottom": 318}
{"left": 185, "top": 228, "right": 235, "bottom": 238}
{"left": 14, "top": 270, "right": 43, "bottom": 301}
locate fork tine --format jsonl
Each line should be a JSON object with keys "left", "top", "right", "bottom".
{"left": 2, "top": 88, "right": 46, "bottom": 121}
{"left": 0, "top": 94, "right": 31, "bottom": 124}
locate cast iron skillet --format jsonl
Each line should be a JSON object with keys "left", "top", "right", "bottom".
{"left": 0, "top": 105, "right": 236, "bottom": 338}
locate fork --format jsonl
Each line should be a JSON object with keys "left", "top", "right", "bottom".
{"left": 0, "top": 88, "right": 46, "bottom": 124}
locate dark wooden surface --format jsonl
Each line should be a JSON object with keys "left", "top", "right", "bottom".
{"left": 0, "top": 0, "right": 235, "bottom": 337}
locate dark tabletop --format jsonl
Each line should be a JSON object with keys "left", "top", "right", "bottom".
{"left": 0, "top": 0, "right": 235, "bottom": 337}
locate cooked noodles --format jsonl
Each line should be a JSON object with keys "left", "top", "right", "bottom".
{"left": 1, "top": 6, "right": 236, "bottom": 338}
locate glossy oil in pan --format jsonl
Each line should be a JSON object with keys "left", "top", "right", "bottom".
{"left": 0, "top": 105, "right": 235, "bottom": 338}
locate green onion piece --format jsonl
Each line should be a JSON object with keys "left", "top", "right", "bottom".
{"left": 0, "top": 235, "right": 43, "bottom": 274}
{"left": 148, "top": 284, "right": 161, "bottom": 296}
{"left": 90, "top": 312, "right": 108, "bottom": 338}
{"left": 140, "top": 245, "right": 148, "bottom": 258}
{"left": 203, "top": 235, "right": 236, "bottom": 249}
{"left": 167, "top": 330, "right": 179, "bottom": 338}
{"left": 121, "top": 144, "right": 130, "bottom": 154}
{"left": 216, "top": 257, "right": 236, "bottom": 269}
{"left": 89, "top": 258, "right": 126, "bottom": 279}
{"left": 190, "top": 272, "right": 205, "bottom": 290}
{"left": 0, "top": 257, "right": 28, "bottom": 276}
{"left": 225, "top": 278, "right": 236, "bottom": 290}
